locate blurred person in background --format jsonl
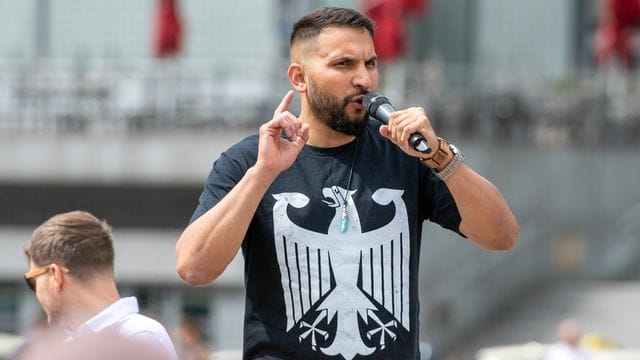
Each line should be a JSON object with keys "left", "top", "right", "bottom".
{"left": 23, "top": 211, "right": 178, "bottom": 360}
{"left": 544, "top": 318, "right": 591, "bottom": 360}
{"left": 15, "top": 331, "right": 173, "bottom": 360}
{"left": 176, "top": 6, "right": 518, "bottom": 359}
{"left": 9, "top": 315, "right": 56, "bottom": 360}
{"left": 176, "top": 316, "right": 210, "bottom": 360}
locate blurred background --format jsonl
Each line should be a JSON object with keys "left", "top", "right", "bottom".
{"left": 0, "top": 0, "right": 639, "bottom": 359}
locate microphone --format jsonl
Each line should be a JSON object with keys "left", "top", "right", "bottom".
{"left": 363, "top": 92, "right": 431, "bottom": 154}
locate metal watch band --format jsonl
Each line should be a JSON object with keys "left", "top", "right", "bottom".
{"left": 435, "top": 145, "right": 464, "bottom": 182}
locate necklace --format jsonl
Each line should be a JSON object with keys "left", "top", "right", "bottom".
{"left": 339, "top": 138, "right": 359, "bottom": 233}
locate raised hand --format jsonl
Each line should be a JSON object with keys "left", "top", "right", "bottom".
{"left": 255, "top": 91, "right": 310, "bottom": 176}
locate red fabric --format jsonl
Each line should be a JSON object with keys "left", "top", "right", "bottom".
{"left": 405, "top": 0, "right": 429, "bottom": 15}
{"left": 363, "top": 0, "right": 429, "bottom": 61}
{"left": 595, "top": 0, "right": 640, "bottom": 68}
{"left": 153, "top": 0, "right": 183, "bottom": 58}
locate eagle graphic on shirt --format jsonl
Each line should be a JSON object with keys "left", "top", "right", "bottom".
{"left": 272, "top": 186, "right": 410, "bottom": 360}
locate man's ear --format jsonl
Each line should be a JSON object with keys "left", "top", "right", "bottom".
{"left": 288, "top": 63, "right": 307, "bottom": 92}
{"left": 50, "top": 264, "right": 66, "bottom": 291}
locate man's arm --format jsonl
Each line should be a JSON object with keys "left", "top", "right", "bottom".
{"left": 440, "top": 164, "right": 519, "bottom": 250}
{"left": 380, "top": 106, "right": 519, "bottom": 251}
{"left": 176, "top": 166, "right": 278, "bottom": 285}
{"left": 176, "top": 91, "right": 309, "bottom": 285}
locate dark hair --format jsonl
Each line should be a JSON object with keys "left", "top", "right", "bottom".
{"left": 290, "top": 7, "right": 375, "bottom": 46}
{"left": 26, "top": 211, "right": 115, "bottom": 279}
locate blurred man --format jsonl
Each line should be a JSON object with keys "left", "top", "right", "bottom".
{"left": 544, "top": 319, "right": 590, "bottom": 360}
{"left": 176, "top": 317, "right": 209, "bottom": 360}
{"left": 16, "top": 331, "right": 174, "bottom": 360}
{"left": 24, "top": 211, "right": 177, "bottom": 360}
{"left": 177, "top": 7, "right": 518, "bottom": 359}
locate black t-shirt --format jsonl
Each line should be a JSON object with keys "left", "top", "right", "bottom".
{"left": 191, "top": 119, "right": 462, "bottom": 360}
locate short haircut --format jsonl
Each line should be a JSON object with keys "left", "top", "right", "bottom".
{"left": 26, "top": 211, "right": 115, "bottom": 280}
{"left": 290, "top": 7, "right": 375, "bottom": 47}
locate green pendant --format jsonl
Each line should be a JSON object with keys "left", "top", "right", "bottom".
{"left": 340, "top": 212, "right": 349, "bottom": 233}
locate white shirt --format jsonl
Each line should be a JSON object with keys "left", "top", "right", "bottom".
{"left": 544, "top": 343, "right": 591, "bottom": 360}
{"left": 75, "top": 296, "right": 178, "bottom": 360}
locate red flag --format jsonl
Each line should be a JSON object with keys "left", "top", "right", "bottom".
{"left": 595, "top": 0, "right": 640, "bottom": 68}
{"left": 363, "top": 0, "right": 429, "bottom": 61}
{"left": 405, "top": 0, "right": 429, "bottom": 15}
{"left": 153, "top": 0, "right": 183, "bottom": 58}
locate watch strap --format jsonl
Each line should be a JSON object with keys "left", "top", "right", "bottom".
{"left": 421, "top": 137, "right": 450, "bottom": 169}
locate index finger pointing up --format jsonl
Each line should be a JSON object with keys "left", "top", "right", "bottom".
{"left": 274, "top": 91, "right": 294, "bottom": 116}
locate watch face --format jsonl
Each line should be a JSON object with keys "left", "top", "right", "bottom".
{"left": 433, "top": 148, "right": 448, "bottom": 165}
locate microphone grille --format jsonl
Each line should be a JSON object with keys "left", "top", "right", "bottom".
{"left": 363, "top": 92, "right": 389, "bottom": 116}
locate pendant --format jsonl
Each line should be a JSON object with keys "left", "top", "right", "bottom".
{"left": 340, "top": 206, "right": 349, "bottom": 233}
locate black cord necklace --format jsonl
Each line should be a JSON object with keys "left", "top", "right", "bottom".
{"left": 339, "top": 138, "right": 359, "bottom": 233}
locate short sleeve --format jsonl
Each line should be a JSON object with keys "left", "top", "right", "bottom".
{"left": 189, "top": 136, "right": 258, "bottom": 223}
{"left": 423, "top": 169, "right": 464, "bottom": 236}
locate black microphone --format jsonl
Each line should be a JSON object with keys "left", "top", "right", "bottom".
{"left": 363, "top": 92, "right": 431, "bottom": 154}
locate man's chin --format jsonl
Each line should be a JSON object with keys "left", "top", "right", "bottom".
{"left": 336, "top": 117, "right": 367, "bottom": 136}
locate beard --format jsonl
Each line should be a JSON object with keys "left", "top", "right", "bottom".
{"left": 307, "top": 79, "right": 368, "bottom": 137}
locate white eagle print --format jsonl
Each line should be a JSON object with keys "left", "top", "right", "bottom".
{"left": 272, "top": 186, "right": 410, "bottom": 360}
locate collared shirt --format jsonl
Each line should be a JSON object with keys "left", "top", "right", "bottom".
{"left": 74, "top": 296, "right": 178, "bottom": 360}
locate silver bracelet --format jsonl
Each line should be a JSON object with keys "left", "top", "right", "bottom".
{"left": 435, "top": 144, "right": 464, "bottom": 182}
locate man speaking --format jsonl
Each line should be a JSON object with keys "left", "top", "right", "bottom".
{"left": 177, "top": 7, "right": 519, "bottom": 359}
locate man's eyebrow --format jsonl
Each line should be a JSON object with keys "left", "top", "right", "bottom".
{"left": 330, "top": 55, "right": 356, "bottom": 61}
{"left": 328, "top": 55, "right": 378, "bottom": 63}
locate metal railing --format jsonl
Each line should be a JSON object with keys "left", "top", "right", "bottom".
{"left": 1, "top": 59, "right": 639, "bottom": 148}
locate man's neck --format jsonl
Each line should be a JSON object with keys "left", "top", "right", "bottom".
{"left": 300, "top": 110, "right": 356, "bottom": 148}
{"left": 63, "top": 281, "right": 121, "bottom": 331}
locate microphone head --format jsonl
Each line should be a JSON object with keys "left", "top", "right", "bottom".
{"left": 363, "top": 92, "right": 390, "bottom": 117}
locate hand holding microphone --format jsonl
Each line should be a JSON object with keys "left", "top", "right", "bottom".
{"left": 363, "top": 92, "right": 432, "bottom": 155}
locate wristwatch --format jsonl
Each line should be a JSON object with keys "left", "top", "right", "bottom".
{"left": 421, "top": 137, "right": 465, "bottom": 181}
{"left": 423, "top": 137, "right": 450, "bottom": 168}
{"left": 434, "top": 143, "right": 464, "bottom": 182}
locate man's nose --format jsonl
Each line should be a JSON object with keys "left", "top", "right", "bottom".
{"left": 352, "top": 65, "right": 372, "bottom": 90}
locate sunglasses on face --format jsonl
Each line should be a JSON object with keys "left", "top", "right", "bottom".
{"left": 24, "top": 264, "right": 70, "bottom": 292}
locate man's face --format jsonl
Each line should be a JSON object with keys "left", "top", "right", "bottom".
{"left": 28, "top": 261, "right": 64, "bottom": 327}
{"left": 304, "top": 26, "right": 379, "bottom": 136}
